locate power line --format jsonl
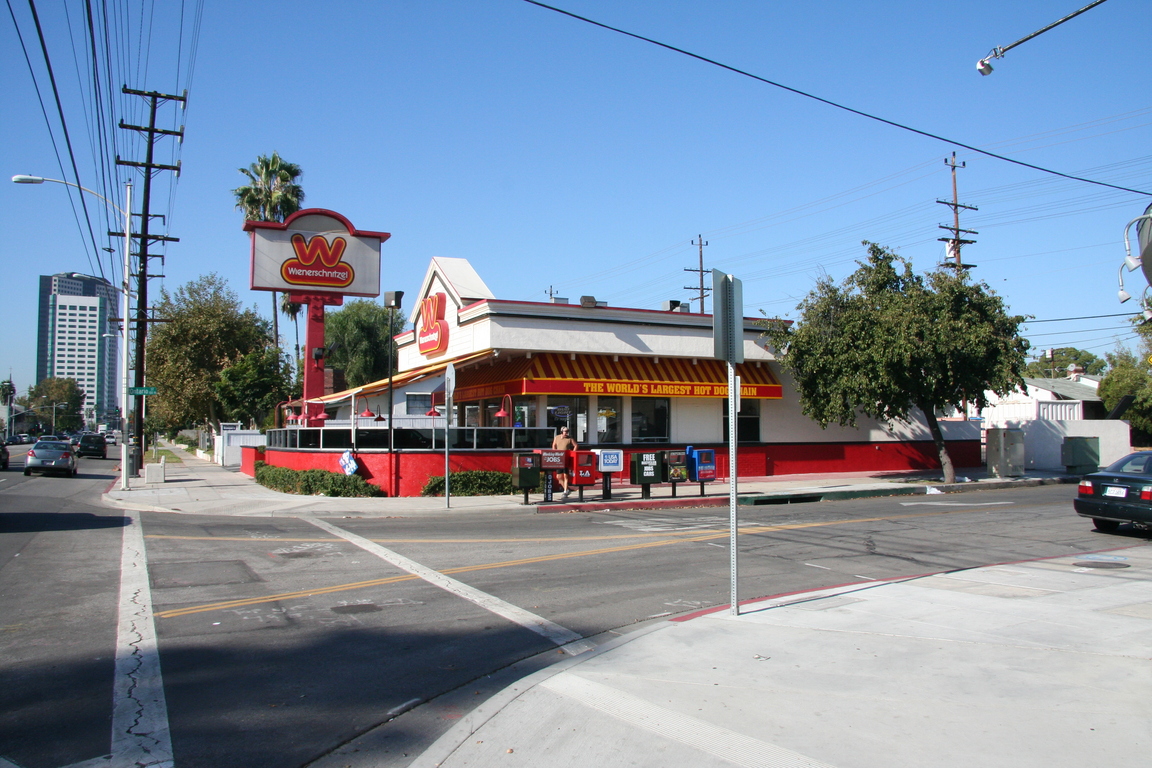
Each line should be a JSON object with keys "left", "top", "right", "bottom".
{"left": 1025, "top": 312, "right": 1137, "bottom": 324}
{"left": 523, "top": 0, "right": 1151, "bottom": 197}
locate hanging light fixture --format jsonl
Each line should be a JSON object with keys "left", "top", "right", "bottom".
{"left": 359, "top": 407, "right": 376, "bottom": 418}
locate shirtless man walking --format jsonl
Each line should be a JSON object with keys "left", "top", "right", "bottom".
{"left": 551, "top": 426, "right": 577, "bottom": 498}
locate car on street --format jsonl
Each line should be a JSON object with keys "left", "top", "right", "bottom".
{"left": 76, "top": 434, "right": 107, "bottom": 458}
{"left": 1074, "top": 451, "right": 1152, "bottom": 532}
{"left": 24, "top": 440, "right": 78, "bottom": 477}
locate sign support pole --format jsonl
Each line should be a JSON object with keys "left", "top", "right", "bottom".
{"left": 713, "top": 269, "right": 744, "bottom": 617}
{"left": 444, "top": 363, "right": 455, "bottom": 509}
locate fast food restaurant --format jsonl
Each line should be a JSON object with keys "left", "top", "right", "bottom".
{"left": 261, "top": 255, "right": 980, "bottom": 497}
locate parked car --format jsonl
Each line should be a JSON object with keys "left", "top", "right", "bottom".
{"left": 1074, "top": 451, "right": 1152, "bottom": 532}
{"left": 0, "top": 441, "right": 8, "bottom": 470}
{"left": 24, "top": 440, "right": 77, "bottom": 477}
{"left": 77, "top": 434, "right": 107, "bottom": 458}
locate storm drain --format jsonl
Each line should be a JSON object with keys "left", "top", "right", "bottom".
{"left": 330, "top": 603, "right": 383, "bottom": 614}
{"left": 746, "top": 494, "right": 824, "bottom": 505}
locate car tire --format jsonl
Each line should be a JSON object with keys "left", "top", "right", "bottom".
{"left": 23, "top": 469, "right": 31, "bottom": 476}
{"left": 1092, "top": 518, "right": 1121, "bottom": 533}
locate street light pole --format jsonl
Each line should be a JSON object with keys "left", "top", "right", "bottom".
{"left": 13, "top": 175, "right": 134, "bottom": 490}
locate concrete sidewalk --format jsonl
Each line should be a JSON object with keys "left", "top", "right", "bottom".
{"left": 101, "top": 442, "right": 1074, "bottom": 518}
{"left": 407, "top": 544, "right": 1152, "bottom": 767}
{"left": 99, "top": 446, "right": 1150, "bottom": 767}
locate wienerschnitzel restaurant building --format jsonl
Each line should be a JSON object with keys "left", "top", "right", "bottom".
{"left": 261, "top": 257, "right": 979, "bottom": 496}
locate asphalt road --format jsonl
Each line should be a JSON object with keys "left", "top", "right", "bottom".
{"left": 0, "top": 462, "right": 1140, "bottom": 768}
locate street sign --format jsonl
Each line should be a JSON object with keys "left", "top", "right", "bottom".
{"left": 712, "top": 270, "right": 744, "bottom": 364}
{"left": 128, "top": 386, "right": 157, "bottom": 396}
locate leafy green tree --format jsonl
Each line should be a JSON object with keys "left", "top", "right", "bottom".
{"left": 1023, "top": 347, "right": 1106, "bottom": 378}
{"left": 325, "top": 300, "right": 406, "bottom": 388}
{"left": 215, "top": 347, "right": 293, "bottom": 428}
{"left": 20, "top": 378, "right": 85, "bottom": 432}
{"left": 1099, "top": 345, "right": 1152, "bottom": 443}
{"left": 761, "top": 242, "right": 1028, "bottom": 483}
{"left": 233, "top": 151, "right": 305, "bottom": 356}
{"left": 146, "top": 274, "right": 271, "bottom": 430}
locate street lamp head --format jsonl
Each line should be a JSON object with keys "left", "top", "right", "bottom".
{"left": 976, "top": 58, "right": 994, "bottom": 76}
{"left": 11, "top": 175, "right": 45, "bottom": 184}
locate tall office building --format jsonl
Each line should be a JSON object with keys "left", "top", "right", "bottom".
{"left": 36, "top": 273, "right": 120, "bottom": 427}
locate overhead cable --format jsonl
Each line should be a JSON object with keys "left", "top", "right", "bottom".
{"left": 523, "top": 0, "right": 1151, "bottom": 197}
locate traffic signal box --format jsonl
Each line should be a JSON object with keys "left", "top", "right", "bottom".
{"left": 629, "top": 451, "right": 662, "bottom": 499}
{"left": 511, "top": 452, "right": 540, "bottom": 504}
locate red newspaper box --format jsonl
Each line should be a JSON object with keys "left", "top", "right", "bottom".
{"left": 570, "top": 451, "right": 600, "bottom": 486}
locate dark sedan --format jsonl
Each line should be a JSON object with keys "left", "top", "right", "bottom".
{"left": 77, "top": 434, "right": 107, "bottom": 458}
{"left": 1074, "top": 451, "right": 1152, "bottom": 532}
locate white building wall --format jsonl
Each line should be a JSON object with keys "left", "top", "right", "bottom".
{"left": 674, "top": 397, "right": 722, "bottom": 444}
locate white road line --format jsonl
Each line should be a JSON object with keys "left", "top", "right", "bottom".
{"left": 110, "top": 514, "right": 173, "bottom": 768}
{"left": 540, "top": 674, "right": 837, "bottom": 768}
{"left": 307, "top": 518, "right": 595, "bottom": 655}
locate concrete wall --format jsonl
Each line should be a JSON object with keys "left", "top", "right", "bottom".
{"left": 993, "top": 420, "right": 1131, "bottom": 471}
{"left": 214, "top": 430, "right": 266, "bottom": 467}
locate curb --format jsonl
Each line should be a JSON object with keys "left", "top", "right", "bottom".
{"left": 408, "top": 621, "right": 671, "bottom": 768}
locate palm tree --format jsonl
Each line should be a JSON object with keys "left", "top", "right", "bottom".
{"left": 233, "top": 151, "right": 305, "bottom": 353}
{"left": 281, "top": 291, "right": 303, "bottom": 379}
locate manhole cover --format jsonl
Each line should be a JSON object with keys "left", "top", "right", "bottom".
{"left": 1072, "top": 561, "right": 1131, "bottom": 569}
{"left": 330, "top": 604, "right": 383, "bottom": 614}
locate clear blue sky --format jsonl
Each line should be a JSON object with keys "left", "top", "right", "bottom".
{"left": 3, "top": 1, "right": 1150, "bottom": 394}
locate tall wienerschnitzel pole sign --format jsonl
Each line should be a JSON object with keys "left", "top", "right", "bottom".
{"left": 245, "top": 209, "right": 390, "bottom": 426}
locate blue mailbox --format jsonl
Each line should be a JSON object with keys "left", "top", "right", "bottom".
{"left": 685, "top": 446, "right": 717, "bottom": 484}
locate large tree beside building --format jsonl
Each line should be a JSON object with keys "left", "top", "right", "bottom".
{"left": 1023, "top": 347, "right": 1105, "bottom": 378}
{"left": 17, "top": 378, "right": 85, "bottom": 433}
{"left": 324, "top": 300, "right": 406, "bottom": 388}
{"left": 761, "top": 242, "right": 1028, "bottom": 483}
{"left": 233, "top": 151, "right": 305, "bottom": 356}
{"left": 146, "top": 274, "right": 282, "bottom": 430}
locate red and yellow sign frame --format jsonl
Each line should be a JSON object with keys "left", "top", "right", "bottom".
{"left": 452, "top": 353, "right": 781, "bottom": 402}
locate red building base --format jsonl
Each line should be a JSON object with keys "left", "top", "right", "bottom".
{"left": 242, "top": 441, "right": 981, "bottom": 498}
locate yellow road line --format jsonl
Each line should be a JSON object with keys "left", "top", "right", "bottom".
{"left": 152, "top": 507, "right": 978, "bottom": 619}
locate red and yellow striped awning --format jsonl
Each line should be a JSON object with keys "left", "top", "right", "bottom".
{"left": 454, "top": 353, "right": 781, "bottom": 402}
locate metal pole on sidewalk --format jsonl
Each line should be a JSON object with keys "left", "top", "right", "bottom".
{"left": 120, "top": 183, "right": 132, "bottom": 491}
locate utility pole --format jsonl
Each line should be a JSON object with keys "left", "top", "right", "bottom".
{"left": 115, "top": 87, "right": 186, "bottom": 449}
{"left": 937, "top": 153, "right": 978, "bottom": 270}
{"left": 684, "top": 235, "right": 711, "bottom": 313}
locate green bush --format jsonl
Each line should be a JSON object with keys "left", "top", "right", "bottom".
{"left": 254, "top": 461, "right": 383, "bottom": 497}
{"left": 421, "top": 469, "right": 544, "bottom": 497}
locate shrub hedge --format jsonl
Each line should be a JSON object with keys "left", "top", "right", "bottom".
{"left": 420, "top": 469, "right": 545, "bottom": 497}
{"left": 255, "top": 461, "right": 384, "bottom": 497}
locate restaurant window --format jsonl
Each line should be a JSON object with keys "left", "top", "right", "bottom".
{"left": 546, "top": 396, "right": 588, "bottom": 442}
{"left": 597, "top": 396, "right": 622, "bottom": 444}
{"left": 631, "top": 397, "right": 670, "bottom": 443}
{"left": 722, "top": 399, "right": 761, "bottom": 443}
{"left": 406, "top": 393, "right": 432, "bottom": 415}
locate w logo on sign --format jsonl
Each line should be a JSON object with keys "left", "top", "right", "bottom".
{"left": 291, "top": 234, "right": 346, "bottom": 266}
{"left": 280, "top": 234, "right": 355, "bottom": 288}
{"left": 417, "top": 292, "right": 449, "bottom": 355}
